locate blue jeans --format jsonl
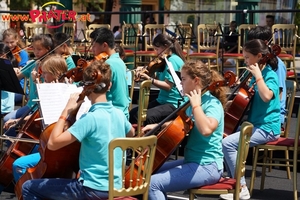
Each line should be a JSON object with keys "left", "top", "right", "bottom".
{"left": 148, "top": 159, "right": 222, "bottom": 200}
{"left": 22, "top": 178, "right": 108, "bottom": 200}
{"left": 12, "top": 146, "right": 40, "bottom": 182}
{"left": 3, "top": 105, "right": 30, "bottom": 123}
{"left": 222, "top": 127, "right": 280, "bottom": 185}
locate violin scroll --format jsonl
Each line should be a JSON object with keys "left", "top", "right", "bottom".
{"left": 207, "top": 71, "right": 236, "bottom": 92}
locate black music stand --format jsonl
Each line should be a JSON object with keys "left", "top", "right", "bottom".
{"left": 0, "top": 58, "right": 24, "bottom": 114}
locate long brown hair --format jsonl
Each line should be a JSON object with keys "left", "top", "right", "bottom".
{"left": 182, "top": 60, "right": 229, "bottom": 108}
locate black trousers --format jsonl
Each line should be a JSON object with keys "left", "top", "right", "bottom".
{"left": 129, "top": 100, "right": 176, "bottom": 125}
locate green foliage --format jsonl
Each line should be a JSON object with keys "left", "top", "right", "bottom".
{"left": 9, "top": 0, "right": 50, "bottom": 10}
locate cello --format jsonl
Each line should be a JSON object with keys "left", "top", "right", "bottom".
{"left": 125, "top": 71, "right": 236, "bottom": 187}
{"left": 223, "top": 44, "right": 281, "bottom": 136}
{"left": 0, "top": 104, "right": 41, "bottom": 188}
{"left": 15, "top": 70, "right": 103, "bottom": 200}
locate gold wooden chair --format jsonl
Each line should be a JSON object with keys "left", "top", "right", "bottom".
{"left": 222, "top": 24, "right": 257, "bottom": 76}
{"left": 136, "top": 24, "right": 166, "bottom": 66}
{"left": 249, "top": 100, "right": 300, "bottom": 200}
{"left": 108, "top": 135, "right": 157, "bottom": 200}
{"left": 135, "top": 80, "right": 152, "bottom": 137}
{"left": 120, "top": 23, "right": 140, "bottom": 68}
{"left": 24, "top": 23, "right": 49, "bottom": 46}
{"left": 188, "top": 121, "right": 253, "bottom": 200}
{"left": 88, "top": 24, "right": 110, "bottom": 31}
{"left": 62, "top": 22, "right": 75, "bottom": 46}
{"left": 272, "top": 24, "right": 299, "bottom": 87}
{"left": 176, "top": 23, "right": 193, "bottom": 58}
{"left": 188, "top": 24, "right": 220, "bottom": 71}
{"left": 127, "top": 70, "right": 135, "bottom": 112}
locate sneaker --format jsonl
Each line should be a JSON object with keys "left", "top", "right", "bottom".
{"left": 219, "top": 186, "right": 250, "bottom": 200}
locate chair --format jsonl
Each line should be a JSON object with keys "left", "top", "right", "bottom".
{"left": 62, "top": 22, "right": 75, "bottom": 46}
{"left": 222, "top": 24, "right": 257, "bottom": 76}
{"left": 176, "top": 23, "right": 193, "bottom": 58}
{"left": 120, "top": 23, "right": 140, "bottom": 68}
{"left": 135, "top": 80, "right": 152, "bottom": 137}
{"left": 24, "top": 23, "right": 49, "bottom": 46}
{"left": 136, "top": 24, "right": 166, "bottom": 66}
{"left": 108, "top": 135, "right": 157, "bottom": 200}
{"left": 249, "top": 101, "right": 300, "bottom": 200}
{"left": 127, "top": 70, "right": 135, "bottom": 111}
{"left": 188, "top": 24, "right": 220, "bottom": 71}
{"left": 85, "top": 24, "right": 111, "bottom": 43}
{"left": 272, "top": 24, "right": 299, "bottom": 87}
{"left": 261, "top": 80, "right": 297, "bottom": 177}
{"left": 188, "top": 121, "right": 253, "bottom": 200}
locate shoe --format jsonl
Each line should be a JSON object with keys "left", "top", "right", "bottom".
{"left": 219, "top": 186, "right": 250, "bottom": 200}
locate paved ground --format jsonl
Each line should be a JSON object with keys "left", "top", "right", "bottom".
{"left": 1, "top": 98, "right": 299, "bottom": 199}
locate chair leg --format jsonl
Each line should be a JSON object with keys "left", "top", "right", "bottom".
{"left": 260, "top": 149, "right": 268, "bottom": 191}
{"left": 249, "top": 146, "right": 259, "bottom": 196}
{"left": 293, "top": 150, "right": 298, "bottom": 200}
{"left": 188, "top": 190, "right": 195, "bottom": 200}
{"left": 268, "top": 150, "right": 273, "bottom": 172}
{"left": 284, "top": 149, "right": 291, "bottom": 179}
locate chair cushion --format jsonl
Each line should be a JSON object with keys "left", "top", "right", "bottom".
{"left": 266, "top": 137, "right": 299, "bottom": 147}
{"left": 196, "top": 177, "right": 236, "bottom": 190}
{"left": 136, "top": 50, "right": 156, "bottom": 55}
{"left": 223, "top": 53, "right": 243, "bottom": 57}
{"left": 189, "top": 52, "right": 217, "bottom": 57}
{"left": 278, "top": 54, "right": 293, "bottom": 58}
{"left": 287, "top": 71, "right": 295, "bottom": 77}
{"left": 113, "top": 197, "right": 138, "bottom": 200}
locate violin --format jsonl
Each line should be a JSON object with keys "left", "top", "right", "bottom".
{"left": 223, "top": 44, "right": 281, "bottom": 136}
{"left": 94, "top": 52, "right": 109, "bottom": 61}
{"left": 134, "top": 54, "right": 168, "bottom": 82}
{"left": 11, "top": 46, "right": 22, "bottom": 64}
{"left": 15, "top": 70, "right": 103, "bottom": 200}
{"left": 125, "top": 71, "right": 236, "bottom": 187}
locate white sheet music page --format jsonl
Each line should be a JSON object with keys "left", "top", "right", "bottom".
{"left": 37, "top": 83, "right": 91, "bottom": 125}
{"left": 165, "top": 57, "right": 183, "bottom": 97}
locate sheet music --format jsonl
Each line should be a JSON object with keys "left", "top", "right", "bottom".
{"left": 165, "top": 57, "right": 183, "bottom": 97}
{"left": 37, "top": 83, "right": 91, "bottom": 125}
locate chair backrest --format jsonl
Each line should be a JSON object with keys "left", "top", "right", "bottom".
{"left": 121, "top": 23, "right": 140, "bottom": 50}
{"left": 143, "top": 24, "right": 166, "bottom": 51}
{"left": 196, "top": 24, "right": 221, "bottom": 55}
{"left": 108, "top": 135, "right": 157, "bottom": 200}
{"left": 233, "top": 121, "right": 253, "bottom": 197}
{"left": 281, "top": 80, "right": 296, "bottom": 137}
{"left": 62, "top": 23, "right": 75, "bottom": 46}
{"left": 88, "top": 23, "right": 111, "bottom": 30}
{"left": 175, "top": 23, "right": 193, "bottom": 55}
{"left": 272, "top": 24, "right": 298, "bottom": 55}
{"left": 24, "top": 23, "right": 48, "bottom": 46}
{"left": 136, "top": 80, "right": 152, "bottom": 137}
{"left": 127, "top": 70, "right": 135, "bottom": 111}
{"left": 85, "top": 24, "right": 111, "bottom": 43}
{"left": 237, "top": 24, "right": 257, "bottom": 53}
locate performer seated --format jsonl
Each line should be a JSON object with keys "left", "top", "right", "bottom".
{"left": 21, "top": 60, "right": 135, "bottom": 200}
{"left": 142, "top": 60, "right": 229, "bottom": 199}
{"left": 130, "top": 33, "right": 186, "bottom": 126}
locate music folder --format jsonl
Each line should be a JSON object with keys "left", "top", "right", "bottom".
{"left": 0, "top": 58, "right": 24, "bottom": 95}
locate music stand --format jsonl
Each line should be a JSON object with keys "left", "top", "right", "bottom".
{"left": 0, "top": 58, "right": 24, "bottom": 114}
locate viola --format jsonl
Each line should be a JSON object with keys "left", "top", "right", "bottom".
{"left": 223, "top": 44, "right": 281, "bottom": 136}
{"left": 15, "top": 70, "right": 103, "bottom": 200}
{"left": 125, "top": 71, "right": 236, "bottom": 187}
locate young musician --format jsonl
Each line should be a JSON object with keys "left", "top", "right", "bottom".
{"left": 221, "top": 39, "right": 281, "bottom": 200}
{"left": 0, "top": 54, "right": 68, "bottom": 194}
{"left": 2, "top": 28, "right": 29, "bottom": 104}
{"left": 21, "top": 60, "right": 135, "bottom": 199}
{"left": 129, "top": 33, "right": 186, "bottom": 125}
{"left": 90, "top": 27, "right": 130, "bottom": 119}
{"left": 3, "top": 34, "right": 53, "bottom": 124}
{"left": 52, "top": 32, "right": 76, "bottom": 70}
{"left": 143, "top": 60, "right": 228, "bottom": 200}
{"left": 247, "top": 25, "right": 287, "bottom": 129}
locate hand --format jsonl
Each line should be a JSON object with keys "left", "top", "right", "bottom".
{"left": 247, "top": 63, "right": 262, "bottom": 79}
{"left": 63, "top": 93, "right": 84, "bottom": 115}
{"left": 4, "top": 119, "right": 18, "bottom": 130}
{"left": 31, "top": 69, "right": 39, "bottom": 82}
{"left": 185, "top": 89, "right": 202, "bottom": 108}
{"left": 141, "top": 123, "right": 158, "bottom": 134}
